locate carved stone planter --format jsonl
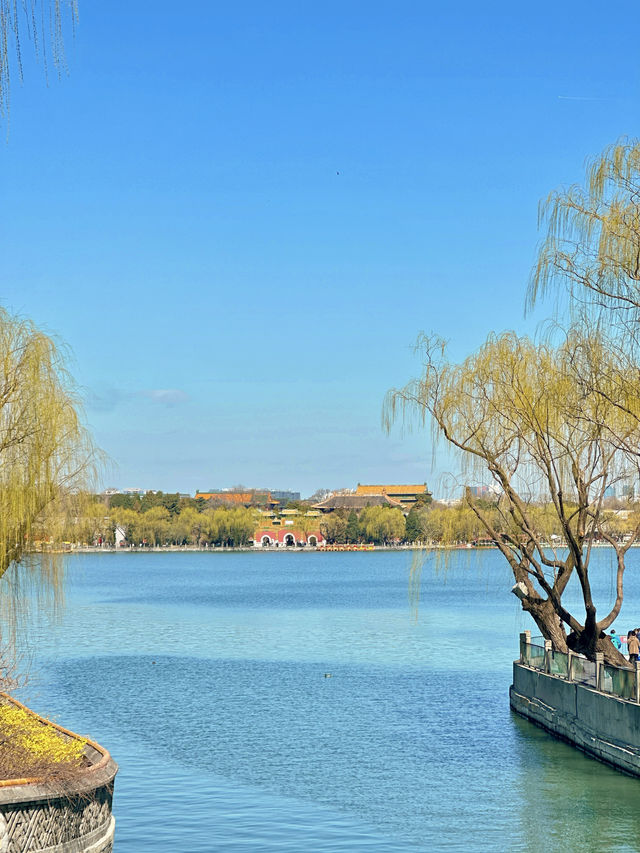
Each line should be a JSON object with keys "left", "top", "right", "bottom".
{"left": 0, "top": 697, "right": 117, "bottom": 853}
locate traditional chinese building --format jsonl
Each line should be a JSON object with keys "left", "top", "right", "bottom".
{"left": 312, "top": 493, "right": 404, "bottom": 512}
{"left": 354, "top": 483, "right": 432, "bottom": 506}
{"left": 253, "top": 509, "right": 325, "bottom": 547}
{"left": 253, "top": 527, "right": 325, "bottom": 547}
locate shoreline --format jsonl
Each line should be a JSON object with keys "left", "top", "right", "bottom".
{"left": 57, "top": 542, "right": 640, "bottom": 555}
{"left": 65, "top": 544, "right": 427, "bottom": 554}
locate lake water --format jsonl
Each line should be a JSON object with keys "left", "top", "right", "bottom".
{"left": 16, "top": 548, "right": 640, "bottom": 852}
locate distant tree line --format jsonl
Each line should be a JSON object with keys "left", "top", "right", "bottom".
{"left": 57, "top": 492, "right": 640, "bottom": 549}
{"left": 65, "top": 494, "right": 256, "bottom": 547}
{"left": 321, "top": 501, "right": 640, "bottom": 546}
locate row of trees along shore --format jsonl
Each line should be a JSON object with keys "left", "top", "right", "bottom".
{"left": 58, "top": 493, "right": 640, "bottom": 548}
{"left": 73, "top": 496, "right": 257, "bottom": 548}
{"left": 64, "top": 495, "right": 409, "bottom": 547}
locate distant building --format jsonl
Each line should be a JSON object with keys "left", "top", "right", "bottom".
{"left": 253, "top": 507, "right": 325, "bottom": 546}
{"left": 253, "top": 525, "right": 325, "bottom": 548}
{"left": 312, "top": 493, "right": 404, "bottom": 512}
{"left": 101, "top": 487, "right": 147, "bottom": 496}
{"left": 195, "top": 490, "right": 275, "bottom": 508}
{"left": 354, "top": 483, "right": 431, "bottom": 507}
{"left": 466, "top": 485, "right": 499, "bottom": 499}
{"left": 270, "top": 490, "right": 301, "bottom": 504}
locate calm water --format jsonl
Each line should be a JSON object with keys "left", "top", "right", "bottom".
{"left": 17, "top": 549, "right": 640, "bottom": 851}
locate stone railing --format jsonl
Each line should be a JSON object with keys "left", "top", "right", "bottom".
{"left": 0, "top": 695, "right": 117, "bottom": 853}
{"left": 520, "top": 630, "right": 640, "bottom": 703}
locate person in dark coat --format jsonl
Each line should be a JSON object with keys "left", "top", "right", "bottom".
{"left": 628, "top": 629, "right": 639, "bottom": 663}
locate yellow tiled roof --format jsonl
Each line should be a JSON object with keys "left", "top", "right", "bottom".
{"left": 355, "top": 484, "right": 428, "bottom": 496}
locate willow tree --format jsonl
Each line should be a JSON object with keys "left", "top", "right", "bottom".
{"left": 0, "top": 0, "right": 77, "bottom": 117}
{"left": 385, "top": 329, "right": 640, "bottom": 665}
{"left": 527, "top": 138, "right": 640, "bottom": 449}
{"left": 529, "top": 139, "right": 640, "bottom": 334}
{"left": 0, "top": 308, "right": 96, "bottom": 628}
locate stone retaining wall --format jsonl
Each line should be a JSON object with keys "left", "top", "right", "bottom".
{"left": 511, "top": 661, "right": 640, "bottom": 776}
{"left": 0, "top": 697, "right": 117, "bottom": 853}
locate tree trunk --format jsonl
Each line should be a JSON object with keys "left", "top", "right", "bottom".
{"left": 568, "top": 628, "right": 629, "bottom": 667}
{"left": 523, "top": 597, "right": 629, "bottom": 666}
{"left": 522, "top": 597, "right": 569, "bottom": 652}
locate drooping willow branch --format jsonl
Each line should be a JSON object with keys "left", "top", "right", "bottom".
{"left": 0, "top": 1, "right": 78, "bottom": 117}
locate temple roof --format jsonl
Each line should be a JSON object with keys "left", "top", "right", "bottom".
{"left": 355, "top": 484, "right": 430, "bottom": 496}
{"left": 312, "top": 494, "right": 404, "bottom": 511}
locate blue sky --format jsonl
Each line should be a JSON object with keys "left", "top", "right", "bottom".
{"left": 1, "top": 0, "right": 639, "bottom": 498}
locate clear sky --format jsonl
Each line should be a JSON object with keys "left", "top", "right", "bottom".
{"left": 1, "top": 0, "right": 639, "bottom": 498}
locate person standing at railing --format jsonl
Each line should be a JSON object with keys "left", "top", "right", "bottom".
{"left": 627, "top": 629, "right": 639, "bottom": 663}
{"left": 610, "top": 629, "right": 622, "bottom": 650}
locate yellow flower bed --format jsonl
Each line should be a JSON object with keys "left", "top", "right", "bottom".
{"left": 0, "top": 704, "right": 86, "bottom": 776}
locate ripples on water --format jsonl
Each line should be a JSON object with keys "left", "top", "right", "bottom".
{"left": 18, "top": 550, "right": 640, "bottom": 852}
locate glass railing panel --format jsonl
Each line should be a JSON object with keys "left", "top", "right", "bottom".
{"left": 549, "top": 650, "right": 569, "bottom": 677}
{"left": 524, "top": 643, "right": 546, "bottom": 669}
{"left": 571, "top": 656, "right": 597, "bottom": 687}
{"left": 601, "top": 664, "right": 635, "bottom": 700}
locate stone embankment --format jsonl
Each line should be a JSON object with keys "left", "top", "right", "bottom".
{"left": 511, "top": 632, "right": 640, "bottom": 776}
{"left": 0, "top": 696, "right": 117, "bottom": 853}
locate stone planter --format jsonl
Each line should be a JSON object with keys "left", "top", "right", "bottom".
{"left": 0, "top": 696, "right": 117, "bottom": 853}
